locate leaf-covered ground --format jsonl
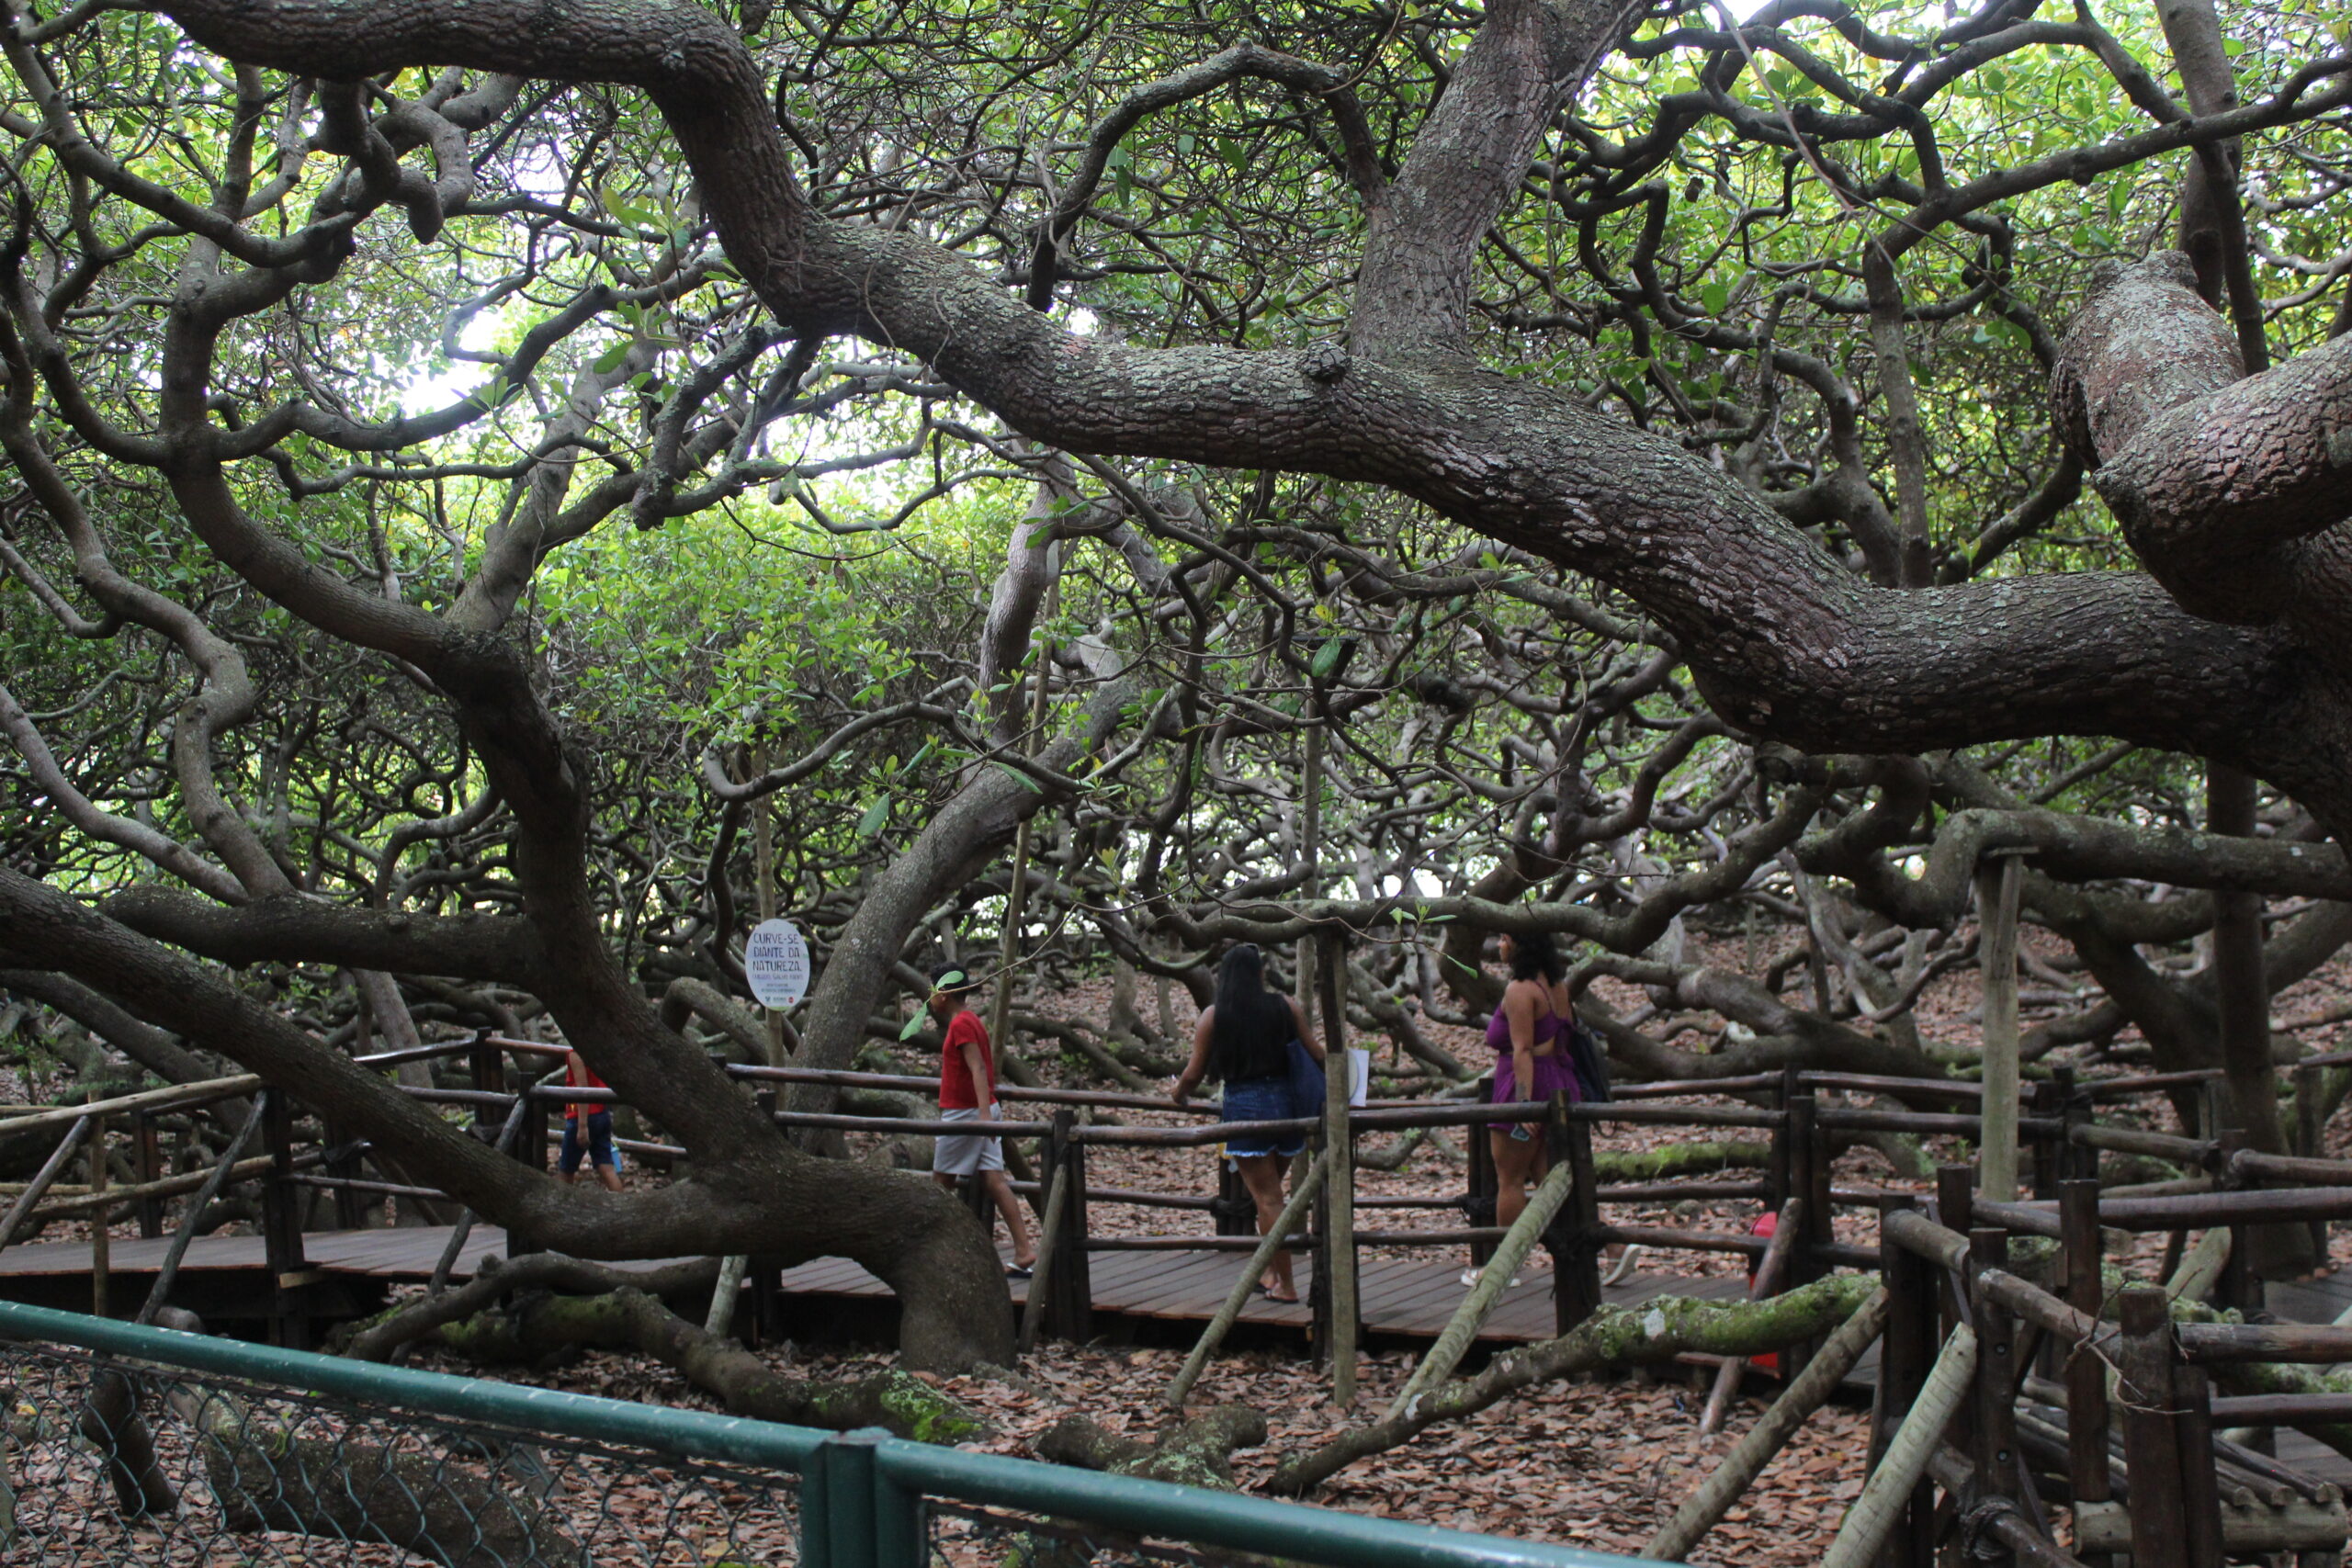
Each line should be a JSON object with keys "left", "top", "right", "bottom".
{"left": 17, "top": 914, "right": 2352, "bottom": 1560}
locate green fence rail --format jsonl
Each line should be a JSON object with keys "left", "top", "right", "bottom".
{"left": 0, "top": 1299, "right": 1650, "bottom": 1567}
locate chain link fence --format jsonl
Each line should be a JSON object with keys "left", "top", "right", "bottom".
{"left": 1, "top": 1336, "right": 799, "bottom": 1565}
{"left": 0, "top": 1301, "right": 1644, "bottom": 1568}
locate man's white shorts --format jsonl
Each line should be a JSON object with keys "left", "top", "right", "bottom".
{"left": 935, "top": 1107, "right": 1006, "bottom": 1177}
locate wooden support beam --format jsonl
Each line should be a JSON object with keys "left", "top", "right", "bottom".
{"left": 1317, "top": 927, "right": 1358, "bottom": 1406}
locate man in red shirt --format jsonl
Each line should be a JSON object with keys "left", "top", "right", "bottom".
{"left": 928, "top": 964, "right": 1035, "bottom": 1275}
{"left": 560, "top": 1049, "right": 623, "bottom": 1192}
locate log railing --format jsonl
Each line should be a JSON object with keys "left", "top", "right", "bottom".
{"left": 1871, "top": 1173, "right": 2352, "bottom": 1568}
{"left": 0, "top": 1032, "right": 2283, "bottom": 1380}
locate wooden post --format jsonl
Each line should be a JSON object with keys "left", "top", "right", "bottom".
{"left": 1967, "top": 1226, "right": 2019, "bottom": 1568}
{"left": 1872, "top": 1196, "right": 1936, "bottom": 1568}
{"left": 1317, "top": 928, "right": 1357, "bottom": 1405}
{"left": 752, "top": 1088, "right": 783, "bottom": 1341}
{"left": 1555, "top": 1107, "right": 1603, "bottom": 1335}
{"left": 1043, "top": 1112, "right": 1091, "bottom": 1344}
{"left": 132, "top": 1111, "right": 163, "bottom": 1239}
{"left": 1787, "top": 1093, "right": 1824, "bottom": 1285}
{"left": 261, "top": 1089, "right": 311, "bottom": 1349}
{"left": 2115, "top": 1286, "right": 2192, "bottom": 1568}
{"left": 1214, "top": 1158, "right": 1255, "bottom": 1236}
{"left": 2064, "top": 1077, "right": 2098, "bottom": 1184}
{"left": 88, "top": 1114, "right": 109, "bottom": 1318}
{"left": 1309, "top": 1111, "right": 1332, "bottom": 1358}
{"left": 1769, "top": 1067, "right": 1798, "bottom": 1213}
{"left": 322, "top": 1118, "right": 367, "bottom": 1230}
{"left": 1937, "top": 1162, "right": 1974, "bottom": 1241}
{"left": 2174, "top": 1361, "right": 2228, "bottom": 1568}
{"left": 2031, "top": 1077, "right": 2065, "bottom": 1382}
{"left": 2031, "top": 1075, "right": 2065, "bottom": 1201}
{"left": 1976, "top": 852, "right": 2024, "bottom": 1202}
{"left": 469, "top": 1031, "right": 502, "bottom": 1133}
{"left": 2214, "top": 1128, "right": 2256, "bottom": 1314}
{"left": 1465, "top": 1111, "right": 1498, "bottom": 1268}
{"left": 2059, "top": 1180, "right": 2112, "bottom": 1522}
{"left": 2298, "top": 1060, "right": 2330, "bottom": 1257}
{"left": 1784, "top": 1091, "right": 1823, "bottom": 1382}
{"left": 519, "top": 1075, "right": 549, "bottom": 1175}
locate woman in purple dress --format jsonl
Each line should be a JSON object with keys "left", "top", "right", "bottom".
{"left": 1486, "top": 930, "right": 1579, "bottom": 1244}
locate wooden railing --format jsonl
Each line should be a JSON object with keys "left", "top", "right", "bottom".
{"left": 0, "top": 1034, "right": 2245, "bottom": 1371}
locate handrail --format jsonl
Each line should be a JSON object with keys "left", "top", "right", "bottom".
{"left": 0, "top": 1075, "right": 263, "bottom": 1138}
{"left": 0, "top": 1300, "right": 1643, "bottom": 1568}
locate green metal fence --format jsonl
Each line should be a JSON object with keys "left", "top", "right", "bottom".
{"left": 0, "top": 1299, "right": 1648, "bottom": 1567}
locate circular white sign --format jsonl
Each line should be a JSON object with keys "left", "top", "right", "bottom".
{"left": 744, "top": 919, "right": 811, "bottom": 1009}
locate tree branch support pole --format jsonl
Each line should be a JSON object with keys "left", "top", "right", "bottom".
{"left": 1166, "top": 1147, "right": 1331, "bottom": 1409}
{"left": 2211, "top": 761, "right": 2303, "bottom": 1275}
{"left": 1294, "top": 693, "right": 1324, "bottom": 1018}
{"left": 1388, "top": 1156, "right": 1577, "bottom": 1421}
{"left": 0, "top": 1114, "right": 94, "bottom": 1251}
{"left": 704, "top": 1252, "right": 750, "bottom": 1337}
{"left": 1317, "top": 926, "right": 1358, "bottom": 1406}
{"left": 1645, "top": 1287, "right": 1890, "bottom": 1562}
{"left": 751, "top": 742, "right": 785, "bottom": 1068}
{"left": 1702, "top": 1196, "right": 1802, "bottom": 1436}
{"left": 1821, "top": 1324, "right": 1978, "bottom": 1568}
{"left": 1977, "top": 851, "right": 2025, "bottom": 1203}
{"left": 984, "top": 595, "right": 1057, "bottom": 1212}
{"left": 136, "top": 1093, "right": 268, "bottom": 1326}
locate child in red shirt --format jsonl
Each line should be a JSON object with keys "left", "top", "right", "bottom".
{"left": 928, "top": 964, "right": 1035, "bottom": 1275}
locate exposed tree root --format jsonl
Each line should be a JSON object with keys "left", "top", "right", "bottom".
{"left": 411, "top": 1277, "right": 987, "bottom": 1443}
{"left": 1268, "top": 1274, "right": 1878, "bottom": 1494}
{"left": 175, "top": 1382, "right": 584, "bottom": 1568}
{"left": 1004, "top": 1407, "right": 1271, "bottom": 1568}
{"left": 335, "top": 1251, "right": 724, "bottom": 1362}
{"left": 1037, "top": 1404, "right": 1268, "bottom": 1491}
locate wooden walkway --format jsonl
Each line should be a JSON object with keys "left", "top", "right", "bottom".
{"left": 0, "top": 1224, "right": 1744, "bottom": 1342}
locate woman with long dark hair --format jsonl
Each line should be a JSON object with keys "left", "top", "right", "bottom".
{"left": 1170, "top": 942, "right": 1324, "bottom": 1302}
{"left": 1476, "top": 928, "right": 1579, "bottom": 1284}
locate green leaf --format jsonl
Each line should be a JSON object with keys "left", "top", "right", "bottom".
{"left": 855, "top": 797, "right": 890, "bottom": 836}
{"left": 593, "top": 342, "right": 632, "bottom": 375}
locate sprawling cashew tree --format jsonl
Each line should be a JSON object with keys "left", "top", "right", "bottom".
{"left": 2, "top": 0, "right": 2348, "bottom": 1364}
